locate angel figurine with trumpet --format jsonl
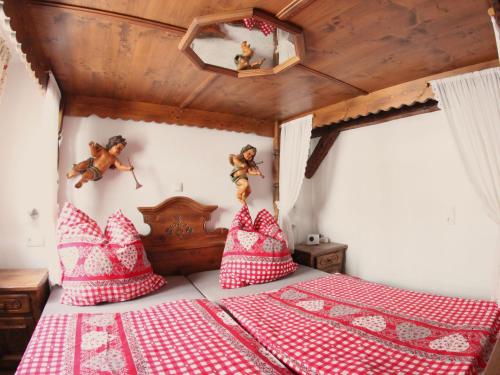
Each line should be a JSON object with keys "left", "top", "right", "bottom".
{"left": 66, "top": 135, "right": 142, "bottom": 189}
{"left": 229, "top": 144, "right": 264, "bottom": 204}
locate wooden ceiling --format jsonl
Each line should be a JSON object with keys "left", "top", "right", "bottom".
{"left": 3, "top": 0, "right": 497, "bottom": 136}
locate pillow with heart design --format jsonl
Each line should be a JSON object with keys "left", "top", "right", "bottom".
{"left": 57, "top": 203, "right": 165, "bottom": 306}
{"left": 219, "top": 205, "right": 297, "bottom": 289}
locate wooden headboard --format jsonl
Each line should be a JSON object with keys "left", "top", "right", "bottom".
{"left": 138, "top": 196, "right": 228, "bottom": 276}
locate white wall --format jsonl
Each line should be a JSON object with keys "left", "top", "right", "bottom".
{"left": 0, "top": 59, "right": 59, "bottom": 272}
{"left": 302, "top": 110, "right": 499, "bottom": 300}
{"left": 58, "top": 117, "right": 274, "bottom": 235}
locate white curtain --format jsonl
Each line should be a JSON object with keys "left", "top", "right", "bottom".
{"left": 0, "top": 34, "right": 10, "bottom": 102}
{"left": 492, "top": 16, "right": 500, "bottom": 61}
{"left": 44, "top": 74, "right": 62, "bottom": 283}
{"left": 430, "top": 68, "right": 500, "bottom": 300}
{"left": 279, "top": 114, "right": 313, "bottom": 250}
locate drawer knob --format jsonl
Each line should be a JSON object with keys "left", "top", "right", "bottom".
{"left": 0, "top": 298, "right": 23, "bottom": 311}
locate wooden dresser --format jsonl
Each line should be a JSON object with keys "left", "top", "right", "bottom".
{"left": 0, "top": 269, "right": 49, "bottom": 371}
{"left": 293, "top": 243, "right": 348, "bottom": 273}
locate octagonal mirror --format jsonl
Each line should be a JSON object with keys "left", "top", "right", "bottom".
{"left": 179, "top": 8, "right": 305, "bottom": 78}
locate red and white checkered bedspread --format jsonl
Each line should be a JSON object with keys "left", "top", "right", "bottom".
{"left": 222, "top": 274, "right": 500, "bottom": 375}
{"left": 16, "top": 299, "right": 290, "bottom": 375}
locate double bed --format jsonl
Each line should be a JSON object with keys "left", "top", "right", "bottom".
{"left": 15, "top": 197, "right": 500, "bottom": 374}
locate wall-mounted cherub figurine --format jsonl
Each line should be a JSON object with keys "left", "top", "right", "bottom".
{"left": 234, "top": 41, "right": 265, "bottom": 70}
{"left": 229, "top": 144, "right": 264, "bottom": 204}
{"left": 66, "top": 135, "right": 134, "bottom": 189}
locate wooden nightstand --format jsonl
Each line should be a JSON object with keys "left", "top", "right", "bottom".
{"left": 293, "top": 242, "right": 348, "bottom": 273}
{"left": 0, "top": 269, "right": 49, "bottom": 371}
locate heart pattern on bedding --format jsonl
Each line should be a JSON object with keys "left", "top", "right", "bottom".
{"left": 329, "top": 305, "right": 361, "bottom": 317}
{"left": 429, "top": 333, "right": 470, "bottom": 352}
{"left": 262, "top": 238, "right": 282, "bottom": 253}
{"left": 237, "top": 230, "right": 259, "bottom": 250}
{"left": 84, "top": 247, "right": 113, "bottom": 275}
{"left": 82, "top": 349, "right": 125, "bottom": 371}
{"left": 296, "top": 299, "right": 324, "bottom": 312}
{"left": 81, "top": 331, "right": 116, "bottom": 350}
{"left": 220, "top": 205, "right": 297, "bottom": 289}
{"left": 116, "top": 245, "right": 138, "bottom": 270}
{"left": 396, "top": 322, "right": 431, "bottom": 341}
{"left": 352, "top": 315, "right": 387, "bottom": 332}
{"left": 87, "top": 314, "right": 115, "bottom": 327}
{"left": 59, "top": 248, "right": 79, "bottom": 273}
{"left": 280, "top": 290, "right": 307, "bottom": 300}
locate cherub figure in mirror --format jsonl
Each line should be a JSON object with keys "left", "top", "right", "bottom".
{"left": 234, "top": 41, "right": 265, "bottom": 70}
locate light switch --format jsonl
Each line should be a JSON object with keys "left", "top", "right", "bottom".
{"left": 171, "top": 182, "right": 183, "bottom": 192}
{"left": 446, "top": 206, "right": 456, "bottom": 225}
{"left": 27, "top": 234, "right": 45, "bottom": 247}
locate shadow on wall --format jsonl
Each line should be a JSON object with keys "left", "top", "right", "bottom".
{"left": 313, "top": 133, "right": 343, "bottom": 218}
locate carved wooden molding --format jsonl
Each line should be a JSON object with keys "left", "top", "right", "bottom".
{"left": 276, "top": 0, "right": 317, "bottom": 20}
{"left": 138, "top": 196, "right": 228, "bottom": 275}
{"left": 64, "top": 95, "right": 274, "bottom": 137}
{"left": 2, "top": 0, "right": 49, "bottom": 88}
{"left": 312, "top": 60, "right": 499, "bottom": 128}
{"left": 312, "top": 100, "right": 439, "bottom": 138}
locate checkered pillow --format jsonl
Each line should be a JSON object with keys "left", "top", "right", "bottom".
{"left": 220, "top": 205, "right": 297, "bottom": 289}
{"left": 57, "top": 203, "right": 165, "bottom": 305}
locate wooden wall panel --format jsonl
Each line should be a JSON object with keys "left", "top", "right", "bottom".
{"left": 290, "top": 0, "right": 496, "bottom": 92}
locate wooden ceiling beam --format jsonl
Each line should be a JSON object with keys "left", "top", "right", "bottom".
{"left": 276, "top": 0, "right": 317, "bottom": 20}
{"left": 312, "top": 59, "right": 499, "bottom": 128}
{"left": 180, "top": 75, "right": 218, "bottom": 109}
{"left": 311, "top": 100, "right": 439, "bottom": 138}
{"left": 305, "top": 130, "right": 340, "bottom": 178}
{"left": 64, "top": 95, "right": 274, "bottom": 137}
{"left": 295, "top": 64, "right": 368, "bottom": 95}
{"left": 28, "top": 0, "right": 186, "bottom": 37}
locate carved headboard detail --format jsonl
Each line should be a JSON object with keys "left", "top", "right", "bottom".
{"left": 138, "top": 196, "right": 228, "bottom": 276}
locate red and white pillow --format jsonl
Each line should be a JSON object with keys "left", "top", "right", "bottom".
{"left": 219, "top": 205, "right": 297, "bottom": 289}
{"left": 57, "top": 203, "right": 165, "bottom": 305}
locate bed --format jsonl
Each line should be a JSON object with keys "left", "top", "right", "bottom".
{"left": 16, "top": 197, "right": 291, "bottom": 375}
{"left": 42, "top": 276, "right": 203, "bottom": 316}
{"left": 222, "top": 273, "right": 500, "bottom": 375}
{"left": 17, "top": 196, "right": 500, "bottom": 374}
{"left": 188, "top": 265, "right": 327, "bottom": 302}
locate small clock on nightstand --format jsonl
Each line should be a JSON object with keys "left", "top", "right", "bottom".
{"left": 293, "top": 242, "right": 348, "bottom": 273}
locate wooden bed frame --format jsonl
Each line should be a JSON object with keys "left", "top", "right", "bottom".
{"left": 138, "top": 196, "right": 228, "bottom": 276}
{"left": 137, "top": 196, "right": 500, "bottom": 373}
